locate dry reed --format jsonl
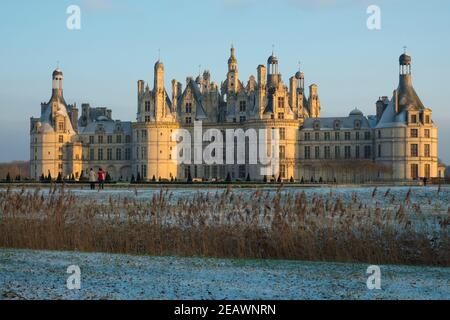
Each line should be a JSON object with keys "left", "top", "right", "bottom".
{"left": 0, "top": 186, "right": 448, "bottom": 266}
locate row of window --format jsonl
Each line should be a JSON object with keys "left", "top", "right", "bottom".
{"left": 304, "top": 131, "right": 371, "bottom": 142}
{"left": 410, "top": 164, "right": 432, "bottom": 179}
{"left": 88, "top": 135, "right": 131, "bottom": 144}
{"left": 410, "top": 144, "right": 431, "bottom": 158}
{"left": 304, "top": 145, "right": 372, "bottom": 160}
{"left": 410, "top": 128, "right": 431, "bottom": 138}
{"left": 89, "top": 148, "right": 132, "bottom": 161}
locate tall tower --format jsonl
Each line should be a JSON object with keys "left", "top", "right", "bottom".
{"left": 30, "top": 68, "right": 77, "bottom": 181}
{"left": 308, "top": 84, "right": 321, "bottom": 118}
{"left": 154, "top": 60, "right": 165, "bottom": 119}
{"left": 227, "top": 45, "right": 239, "bottom": 93}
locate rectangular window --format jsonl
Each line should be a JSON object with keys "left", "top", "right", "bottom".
{"left": 355, "top": 132, "right": 360, "bottom": 141}
{"left": 335, "top": 132, "right": 340, "bottom": 141}
{"left": 304, "top": 133, "right": 311, "bottom": 141}
{"left": 411, "top": 114, "right": 417, "bottom": 123}
{"left": 239, "top": 116, "right": 246, "bottom": 123}
{"left": 278, "top": 97, "right": 285, "bottom": 109}
{"left": 279, "top": 128, "right": 286, "bottom": 140}
{"left": 304, "top": 146, "right": 311, "bottom": 160}
{"left": 185, "top": 102, "right": 192, "bottom": 114}
{"left": 98, "top": 135, "right": 103, "bottom": 144}
{"left": 239, "top": 101, "right": 246, "bottom": 113}
{"left": 279, "top": 165, "right": 286, "bottom": 179}
{"left": 107, "top": 135, "right": 113, "bottom": 144}
{"left": 116, "top": 135, "right": 122, "bottom": 144}
{"left": 89, "top": 136, "right": 94, "bottom": 144}
{"left": 186, "top": 117, "right": 192, "bottom": 124}
{"left": 355, "top": 145, "right": 360, "bottom": 159}
{"left": 424, "top": 129, "right": 430, "bottom": 138}
{"left": 125, "top": 148, "right": 131, "bottom": 160}
{"left": 324, "top": 132, "right": 331, "bottom": 141}
{"left": 424, "top": 164, "right": 431, "bottom": 178}
{"left": 98, "top": 149, "right": 103, "bottom": 161}
{"left": 364, "top": 146, "right": 371, "bottom": 159}
{"left": 145, "top": 101, "right": 151, "bottom": 112}
{"left": 425, "top": 115, "right": 430, "bottom": 124}
{"left": 364, "top": 132, "right": 371, "bottom": 140}
{"left": 335, "top": 146, "right": 341, "bottom": 159}
{"left": 315, "top": 146, "right": 320, "bottom": 159}
{"left": 410, "top": 129, "right": 419, "bottom": 138}
{"left": 344, "top": 146, "right": 351, "bottom": 159}
{"left": 324, "top": 146, "right": 331, "bottom": 159}
{"left": 116, "top": 148, "right": 122, "bottom": 161}
{"left": 279, "top": 146, "right": 286, "bottom": 160}
{"left": 345, "top": 132, "right": 351, "bottom": 141}
{"left": 239, "top": 165, "right": 246, "bottom": 179}
{"left": 315, "top": 132, "right": 320, "bottom": 141}
{"left": 411, "top": 144, "right": 418, "bottom": 157}
{"left": 278, "top": 113, "right": 285, "bottom": 119}
{"left": 90, "top": 149, "right": 95, "bottom": 161}
{"left": 58, "top": 122, "right": 64, "bottom": 131}
{"left": 107, "top": 148, "right": 113, "bottom": 160}
{"left": 411, "top": 164, "right": 419, "bottom": 179}
{"left": 59, "top": 135, "right": 64, "bottom": 143}
{"left": 145, "top": 116, "right": 151, "bottom": 122}
{"left": 424, "top": 144, "right": 430, "bottom": 157}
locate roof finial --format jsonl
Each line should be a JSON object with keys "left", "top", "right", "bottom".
{"left": 57, "top": 60, "right": 60, "bottom": 69}
{"left": 272, "top": 44, "right": 275, "bottom": 56}
{"left": 298, "top": 61, "right": 301, "bottom": 72}
{"left": 403, "top": 46, "right": 407, "bottom": 54}
{"left": 158, "top": 48, "right": 161, "bottom": 61}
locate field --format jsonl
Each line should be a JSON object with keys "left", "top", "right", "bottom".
{"left": 0, "top": 185, "right": 449, "bottom": 266}
{"left": 1, "top": 249, "right": 449, "bottom": 300}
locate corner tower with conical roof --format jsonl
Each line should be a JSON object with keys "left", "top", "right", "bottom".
{"left": 375, "top": 51, "right": 438, "bottom": 180}
{"left": 30, "top": 68, "right": 80, "bottom": 181}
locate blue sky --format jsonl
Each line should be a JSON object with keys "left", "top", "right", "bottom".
{"left": 1, "top": 0, "right": 449, "bottom": 163}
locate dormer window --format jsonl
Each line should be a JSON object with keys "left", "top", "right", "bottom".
{"left": 313, "top": 120, "right": 320, "bottom": 130}
{"left": 334, "top": 120, "right": 341, "bottom": 130}
{"left": 185, "top": 102, "right": 192, "bottom": 114}
{"left": 425, "top": 114, "right": 430, "bottom": 124}
{"left": 239, "top": 101, "right": 246, "bottom": 113}
{"left": 354, "top": 120, "right": 361, "bottom": 130}
{"left": 410, "top": 114, "right": 417, "bottom": 124}
{"left": 58, "top": 121, "right": 65, "bottom": 131}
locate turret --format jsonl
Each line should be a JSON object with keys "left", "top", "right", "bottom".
{"left": 396, "top": 50, "right": 424, "bottom": 113}
{"left": 227, "top": 45, "right": 239, "bottom": 93}
{"left": 267, "top": 53, "right": 281, "bottom": 88}
{"left": 308, "top": 84, "right": 321, "bottom": 118}
{"left": 154, "top": 60, "right": 164, "bottom": 93}
{"left": 52, "top": 68, "right": 64, "bottom": 97}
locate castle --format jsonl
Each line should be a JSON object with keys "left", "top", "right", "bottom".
{"left": 30, "top": 48, "right": 439, "bottom": 183}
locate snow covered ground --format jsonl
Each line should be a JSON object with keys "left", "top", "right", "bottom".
{"left": 1, "top": 249, "right": 449, "bottom": 300}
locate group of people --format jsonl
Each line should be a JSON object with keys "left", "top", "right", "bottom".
{"left": 89, "top": 168, "right": 106, "bottom": 190}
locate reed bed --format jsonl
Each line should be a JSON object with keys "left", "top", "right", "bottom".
{"left": 0, "top": 186, "right": 448, "bottom": 266}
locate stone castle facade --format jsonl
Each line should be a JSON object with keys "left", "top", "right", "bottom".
{"left": 30, "top": 48, "right": 439, "bottom": 182}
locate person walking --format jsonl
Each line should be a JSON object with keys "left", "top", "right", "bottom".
{"left": 88, "top": 168, "right": 96, "bottom": 190}
{"left": 98, "top": 167, "right": 106, "bottom": 190}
